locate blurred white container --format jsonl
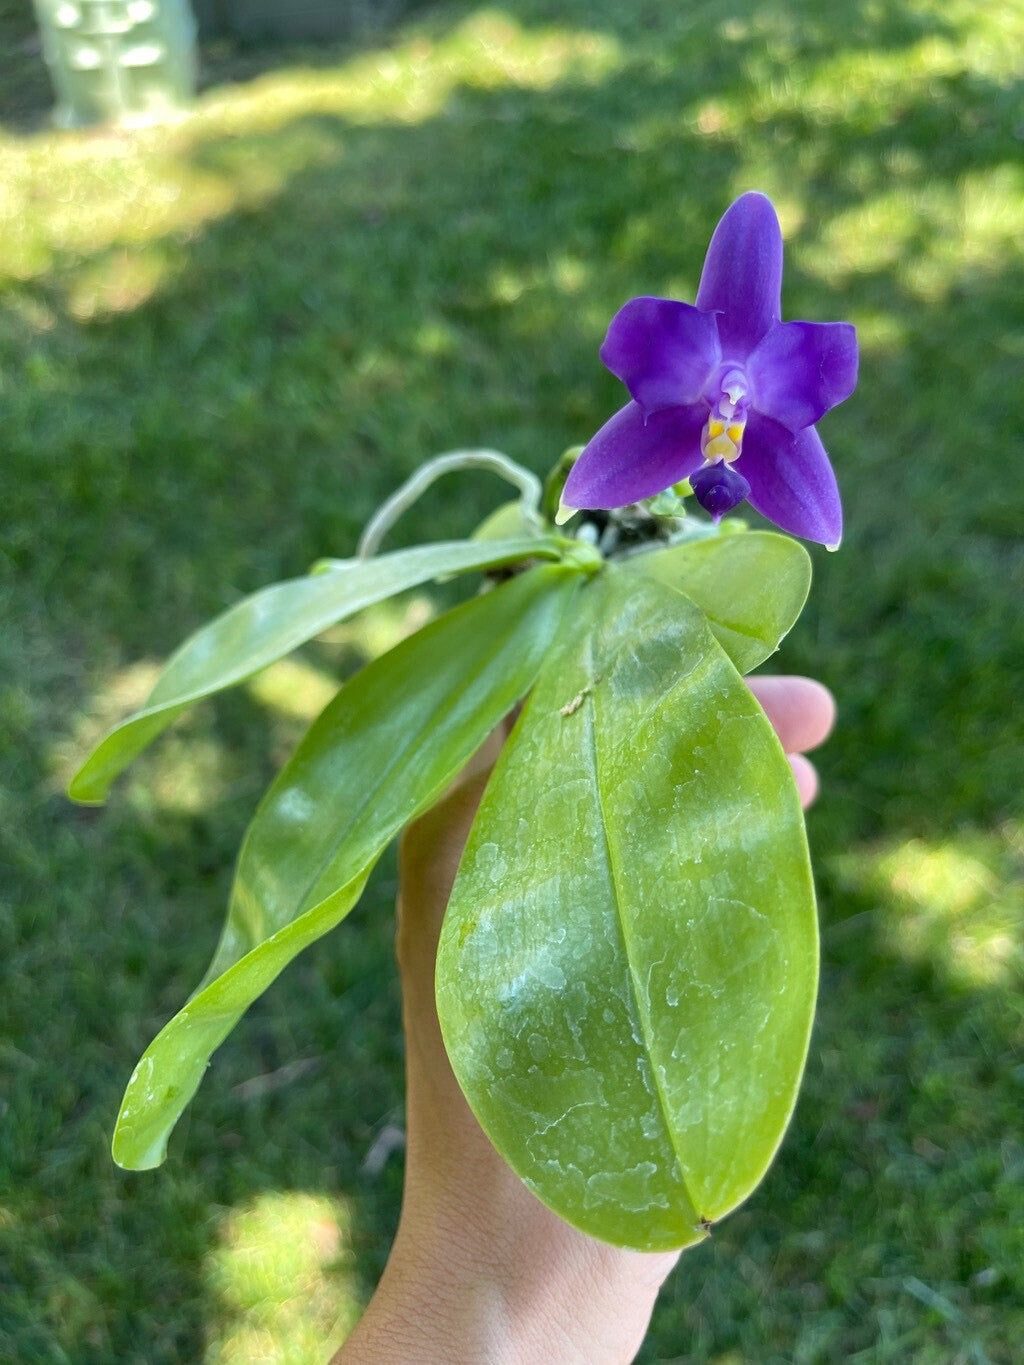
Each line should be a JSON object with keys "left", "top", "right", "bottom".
{"left": 32, "top": 0, "right": 197, "bottom": 128}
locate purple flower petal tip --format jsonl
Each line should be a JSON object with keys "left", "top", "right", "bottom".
{"left": 696, "top": 192, "right": 783, "bottom": 354}
{"left": 738, "top": 415, "right": 843, "bottom": 547}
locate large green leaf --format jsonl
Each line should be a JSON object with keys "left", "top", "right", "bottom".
{"left": 624, "top": 530, "right": 811, "bottom": 673}
{"left": 112, "top": 564, "right": 579, "bottom": 1170}
{"left": 70, "top": 536, "right": 563, "bottom": 804}
{"left": 436, "top": 566, "right": 818, "bottom": 1251}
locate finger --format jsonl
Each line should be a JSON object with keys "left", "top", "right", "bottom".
{"left": 788, "top": 753, "right": 819, "bottom": 809}
{"left": 748, "top": 675, "right": 835, "bottom": 754}
{"left": 396, "top": 763, "right": 499, "bottom": 1001}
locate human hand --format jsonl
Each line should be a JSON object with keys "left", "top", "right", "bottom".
{"left": 335, "top": 675, "right": 835, "bottom": 1363}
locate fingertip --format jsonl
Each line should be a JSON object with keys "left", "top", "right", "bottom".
{"left": 788, "top": 753, "right": 819, "bottom": 809}
{"left": 794, "top": 677, "right": 837, "bottom": 748}
{"left": 748, "top": 674, "right": 836, "bottom": 753}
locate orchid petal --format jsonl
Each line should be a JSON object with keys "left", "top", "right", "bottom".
{"left": 600, "top": 297, "right": 721, "bottom": 414}
{"left": 563, "top": 401, "right": 706, "bottom": 510}
{"left": 748, "top": 321, "right": 859, "bottom": 432}
{"left": 695, "top": 192, "right": 782, "bottom": 356}
{"left": 736, "top": 412, "right": 842, "bottom": 548}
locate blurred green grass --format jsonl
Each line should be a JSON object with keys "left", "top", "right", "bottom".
{"left": 2, "top": 0, "right": 1022, "bottom": 1360}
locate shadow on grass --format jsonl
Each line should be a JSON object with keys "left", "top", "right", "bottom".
{"left": 2, "top": 0, "right": 1021, "bottom": 1358}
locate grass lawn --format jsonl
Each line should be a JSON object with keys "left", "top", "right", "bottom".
{"left": 2, "top": 0, "right": 1022, "bottom": 1359}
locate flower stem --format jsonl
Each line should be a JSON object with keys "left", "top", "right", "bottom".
{"left": 357, "top": 450, "right": 545, "bottom": 558}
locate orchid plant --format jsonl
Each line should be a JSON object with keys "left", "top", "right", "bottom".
{"left": 71, "top": 193, "right": 857, "bottom": 1252}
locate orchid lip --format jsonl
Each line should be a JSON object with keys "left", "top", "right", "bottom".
{"left": 691, "top": 459, "right": 751, "bottom": 521}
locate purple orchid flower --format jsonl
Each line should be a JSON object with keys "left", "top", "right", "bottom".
{"left": 561, "top": 192, "right": 858, "bottom": 547}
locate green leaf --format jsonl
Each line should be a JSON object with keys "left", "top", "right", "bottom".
{"left": 436, "top": 567, "right": 818, "bottom": 1251}
{"left": 542, "top": 445, "right": 584, "bottom": 524}
{"left": 624, "top": 531, "right": 811, "bottom": 673}
{"left": 112, "top": 564, "right": 580, "bottom": 1171}
{"left": 471, "top": 499, "right": 546, "bottom": 542}
{"left": 70, "top": 536, "right": 563, "bottom": 804}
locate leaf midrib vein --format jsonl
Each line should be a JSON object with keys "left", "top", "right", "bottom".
{"left": 583, "top": 628, "right": 700, "bottom": 1224}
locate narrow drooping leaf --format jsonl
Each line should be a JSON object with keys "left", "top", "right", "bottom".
{"left": 436, "top": 567, "right": 818, "bottom": 1251}
{"left": 625, "top": 530, "right": 811, "bottom": 673}
{"left": 70, "top": 536, "right": 564, "bottom": 803}
{"left": 113, "top": 564, "right": 580, "bottom": 1170}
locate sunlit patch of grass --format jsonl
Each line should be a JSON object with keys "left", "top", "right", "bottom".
{"left": 845, "top": 309, "right": 908, "bottom": 349}
{"left": 487, "top": 249, "right": 595, "bottom": 309}
{"left": 49, "top": 596, "right": 436, "bottom": 801}
{"left": 0, "top": 125, "right": 339, "bottom": 280}
{"left": 147, "top": 734, "right": 230, "bottom": 815}
{"left": 804, "top": 190, "right": 924, "bottom": 276}
{"left": 2, "top": 289, "right": 59, "bottom": 333}
{"left": 246, "top": 657, "right": 340, "bottom": 725}
{"left": 831, "top": 825, "right": 1023, "bottom": 987}
{"left": 49, "top": 659, "right": 163, "bottom": 791}
{"left": 197, "top": 11, "right": 622, "bottom": 131}
{"left": 722, "top": 0, "right": 1020, "bottom": 131}
{"left": 318, "top": 592, "right": 434, "bottom": 661}
{"left": 412, "top": 318, "right": 460, "bottom": 360}
{"left": 0, "top": 10, "right": 620, "bottom": 290}
{"left": 240, "top": 593, "right": 437, "bottom": 762}
{"left": 801, "top": 169, "right": 1024, "bottom": 298}
{"left": 66, "top": 242, "right": 180, "bottom": 320}
{"left": 956, "top": 166, "right": 1024, "bottom": 271}
{"left": 205, "top": 1191, "right": 361, "bottom": 1363}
